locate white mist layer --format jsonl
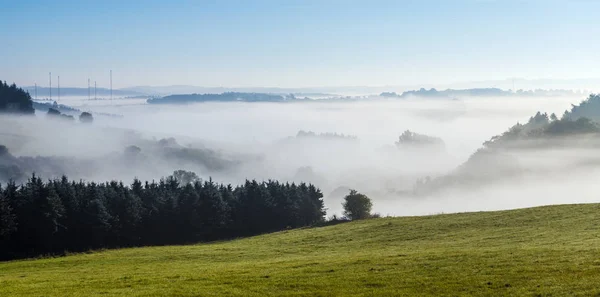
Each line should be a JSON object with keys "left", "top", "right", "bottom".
{"left": 2, "top": 94, "right": 597, "bottom": 216}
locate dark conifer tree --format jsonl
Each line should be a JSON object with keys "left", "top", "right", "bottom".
{"left": 0, "top": 80, "right": 35, "bottom": 114}
{"left": 0, "top": 187, "right": 16, "bottom": 238}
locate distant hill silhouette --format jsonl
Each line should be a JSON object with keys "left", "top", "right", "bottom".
{"left": 147, "top": 92, "right": 300, "bottom": 104}
{"left": 0, "top": 81, "right": 34, "bottom": 114}
{"left": 397, "top": 88, "right": 583, "bottom": 99}
{"left": 413, "top": 94, "right": 600, "bottom": 195}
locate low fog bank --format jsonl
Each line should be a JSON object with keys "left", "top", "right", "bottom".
{"left": 89, "top": 96, "right": 578, "bottom": 151}
{"left": 2, "top": 94, "right": 597, "bottom": 216}
{"left": 0, "top": 116, "right": 249, "bottom": 183}
{"left": 374, "top": 144, "right": 600, "bottom": 216}
{"left": 386, "top": 167, "right": 600, "bottom": 216}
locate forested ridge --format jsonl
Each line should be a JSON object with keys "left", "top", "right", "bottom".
{"left": 0, "top": 81, "right": 34, "bottom": 114}
{"left": 147, "top": 92, "right": 293, "bottom": 104}
{"left": 413, "top": 94, "right": 600, "bottom": 194}
{"left": 0, "top": 174, "right": 325, "bottom": 261}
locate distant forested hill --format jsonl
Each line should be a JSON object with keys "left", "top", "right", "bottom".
{"left": 0, "top": 81, "right": 34, "bottom": 114}
{"left": 147, "top": 92, "right": 299, "bottom": 104}
{"left": 414, "top": 94, "right": 600, "bottom": 194}
{"left": 479, "top": 94, "right": 600, "bottom": 148}
{"left": 397, "top": 88, "right": 583, "bottom": 99}
{"left": 148, "top": 88, "right": 583, "bottom": 104}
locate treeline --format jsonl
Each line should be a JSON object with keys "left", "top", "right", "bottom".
{"left": 295, "top": 130, "right": 358, "bottom": 140}
{"left": 0, "top": 174, "right": 325, "bottom": 261}
{"left": 0, "top": 80, "right": 34, "bottom": 114}
{"left": 398, "top": 87, "right": 585, "bottom": 99}
{"left": 395, "top": 130, "right": 445, "bottom": 149}
{"left": 482, "top": 94, "right": 600, "bottom": 149}
{"left": 147, "top": 92, "right": 295, "bottom": 104}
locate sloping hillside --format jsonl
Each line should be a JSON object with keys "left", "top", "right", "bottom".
{"left": 414, "top": 94, "right": 600, "bottom": 195}
{"left": 2, "top": 203, "right": 600, "bottom": 296}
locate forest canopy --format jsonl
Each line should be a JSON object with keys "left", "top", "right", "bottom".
{"left": 482, "top": 94, "right": 600, "bottom": 149}
{"left": 0, "top": 173, "right": 326, "bottom": 261}
{"left": 0, "top": 80, "right": 34, "bottom": 114}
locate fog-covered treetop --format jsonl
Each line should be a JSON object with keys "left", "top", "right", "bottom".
{"left": 395, "top": 130, "right": 444, "bottom": 148}
{"left": 295, "top": 130, "right": 358, "bottom": 140}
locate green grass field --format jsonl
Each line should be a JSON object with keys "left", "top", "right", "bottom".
{"left": 2, "top": 203, "right": 600, "bottom": 296}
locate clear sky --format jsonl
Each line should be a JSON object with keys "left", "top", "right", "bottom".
{"left": 1, "top": 0, "right": 599, "bottom": 88}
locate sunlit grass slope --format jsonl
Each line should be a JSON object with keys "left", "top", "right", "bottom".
{"left": 2, "top": 203, "right": 600, "bottom": 296}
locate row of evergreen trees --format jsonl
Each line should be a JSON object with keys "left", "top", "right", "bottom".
{"left": 0, "top": 174, "right": 326, "bottom": 260}
{"left": 0, "top": 81, "right": 34, "bottom": 114}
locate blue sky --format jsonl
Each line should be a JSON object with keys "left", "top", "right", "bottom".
{"left": 1, "top": 0, "right": 599, "bottom": 88}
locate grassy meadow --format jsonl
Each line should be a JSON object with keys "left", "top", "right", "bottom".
{"left": 2, "top": 203, "right": 600, "bottom": 296}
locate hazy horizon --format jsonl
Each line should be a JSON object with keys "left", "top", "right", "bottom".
{"left": 17, "top": 79, "right": 600, "bottom": 99}
{"left": 19, "top": 77, "right": 600, "bottom": 91}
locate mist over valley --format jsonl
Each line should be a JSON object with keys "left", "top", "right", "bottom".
{"left": 2, "top": 88, "right": 595, "bottom": 216}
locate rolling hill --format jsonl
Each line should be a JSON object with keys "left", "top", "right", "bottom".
{"left": 2, "top": 203, "right": 600, "bottom": 296}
